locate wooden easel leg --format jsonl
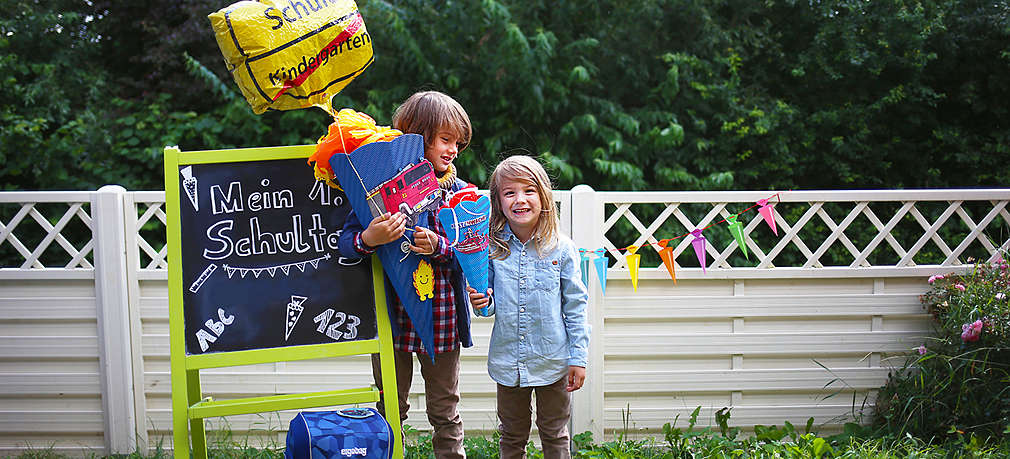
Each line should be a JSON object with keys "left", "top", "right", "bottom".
{"left": 379, "top": 358, "right": 403, "bottom": 458}
{"left": 171, "top": 370, "right": 190, "bottom": 459}
{"left": 372, "top": 255, "right": 403, "bottom": 458}
{"left": 187, "top": 369, "right": 208, "bottom": 459}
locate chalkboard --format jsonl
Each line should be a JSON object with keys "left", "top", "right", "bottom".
{"left": 176, "top": 157, "right": 375, "bottom": 354}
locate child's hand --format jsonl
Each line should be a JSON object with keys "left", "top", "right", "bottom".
{"left": 467, "top": 286, "right": 492, "bottom": 311}
{"left": 409, "top": 226, "right": 439, "bottom": 255}
{"left": 566, "top": 366, "right": 586, "bottom": 392}
{"left": 361, "top": 212, "right": 406, "bottom": 247}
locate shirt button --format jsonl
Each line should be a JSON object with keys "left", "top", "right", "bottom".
{"left": 520, "top": 335, "right": 525, "bottom": 341}
{"left": 520, "top": 307, "right": 525, "bottom": 313}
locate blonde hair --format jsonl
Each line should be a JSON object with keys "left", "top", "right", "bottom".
{"left": 488, "top": 155, "right": 559, "bottom": 260}
{"left": 392, "top": 91, "right": 471, "bottom": 152}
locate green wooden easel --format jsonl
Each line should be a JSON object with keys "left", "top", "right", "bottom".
{"left": 163, "top": 145, "right": 403, "bottom": 459}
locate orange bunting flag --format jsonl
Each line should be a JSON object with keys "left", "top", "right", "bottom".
{"left": 625, "top": 245, "right": 641, "bottom": 292}
{"left": 690, "top": 229, "right": 707, "bottom": 274}
{"left": 656, "top": 239, "right": 677, "bottom": 284}
{"left": 756, "top": 198, "right": 778, "bottom": 236}
{"left": 307, "top": 108, "right": 402, "bottom": 189}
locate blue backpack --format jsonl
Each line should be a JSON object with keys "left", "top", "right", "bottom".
{"left": 284, "top": 408, "right": 393, "bottom": 459}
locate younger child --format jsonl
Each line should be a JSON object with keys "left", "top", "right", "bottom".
{"left": 468, "top": 155, "right": 590, "bottom": 459}
{"left": 338, "top": 91, "right": 474, "bottom": 459}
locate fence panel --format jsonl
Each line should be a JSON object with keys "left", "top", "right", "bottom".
{"left": 1, "top": 188, "right": 1008, "bottom": 454}
{"left": 0, "top": 192, "right": 106, "bottom": 456}
{"left": 577, "top": 189, "right": 1009, "bottom": 439}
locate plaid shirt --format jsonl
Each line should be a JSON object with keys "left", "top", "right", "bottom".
{"left": 353, "top": 212, "right": 459, "bottom": 354}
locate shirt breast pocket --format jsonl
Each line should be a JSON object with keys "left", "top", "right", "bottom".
{"left": 535, "top": 259, "right": 561, "bottom": 292}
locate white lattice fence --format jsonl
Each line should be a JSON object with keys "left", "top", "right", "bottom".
{"left": 565, "top": 188, "right": 1010, "bottom": 441}
{"left": 596, "top": 190, "right": 1010, "bottom": 275}
{"left": 2, "top": 188, "right": 1010, "bottom": 454}
{"left": 0, "top": 192, "right": 96, "bottom": 270}
{"left": 125, "top": 192, "right": 169, "bottom": 273}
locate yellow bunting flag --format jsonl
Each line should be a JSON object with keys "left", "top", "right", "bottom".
{"left": 656, "top": 239, "right": 677, "bottom": 284}
{"left": 625, "top": 245, "right": 641, "bottom": 292}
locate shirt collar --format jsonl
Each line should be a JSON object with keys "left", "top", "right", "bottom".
{"left": 500, "top": 224, "right": 518, "bottom": 242}
{"left": 500, "top": 224, "right": 538, "bottom": 247}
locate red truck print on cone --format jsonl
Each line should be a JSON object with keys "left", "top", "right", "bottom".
{"left": 368, "top": 159, "right": 441, "bottom": 225}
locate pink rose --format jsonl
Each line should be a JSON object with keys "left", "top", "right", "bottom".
{"left": 916, "top": 345, "right": 927, "bottom": 355}
{"left": 954, "top": 283, "right": 966, "bottom": 291}
{"left": 928, "top": 274, "right": 944, "bottom": 284}
{"left": 961, "top": 320, "right": 983, "bottom": 343}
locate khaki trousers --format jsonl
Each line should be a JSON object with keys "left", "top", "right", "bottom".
{"left": 496, "top": 376, "right": 571, "bottom": 459}
{"left": 372, "top": 348, "right": 466, "bottom": 459}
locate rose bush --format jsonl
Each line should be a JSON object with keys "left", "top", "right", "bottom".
{"left": 874, "top": 257, "right": 1010, "bottom": 440}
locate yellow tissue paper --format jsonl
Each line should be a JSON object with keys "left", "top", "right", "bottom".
{"left": 208, "top": 0, "right": 373, "bottom": 114}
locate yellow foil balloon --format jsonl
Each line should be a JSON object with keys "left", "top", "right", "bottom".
{"left": 208, "top": 0, "right": 374, "bottom": 114}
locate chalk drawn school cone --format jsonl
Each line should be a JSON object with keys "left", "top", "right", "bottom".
{"left": 437, "top": 194, "right": 492, "bottom": 317}
{"left": 180, "top": 166, "right": 199, "bottom": 211}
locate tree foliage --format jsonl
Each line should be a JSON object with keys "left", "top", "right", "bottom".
{"left": 2, "top": 0, "right": 1008, "bottom": 191}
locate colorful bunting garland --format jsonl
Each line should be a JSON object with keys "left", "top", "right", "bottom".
{"left": 576, "top": 193, "right": 781, "bottom": 292}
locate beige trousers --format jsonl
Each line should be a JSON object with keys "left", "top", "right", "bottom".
{"left": 496, "top": 376, "right": 571, "bottom": 459}
{"left": 371, "top": 348, "right": 466, "bottom": 459}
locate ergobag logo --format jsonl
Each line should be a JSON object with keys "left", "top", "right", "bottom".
{"left": 340, "top": 447, "right": 367, "bottom": 457}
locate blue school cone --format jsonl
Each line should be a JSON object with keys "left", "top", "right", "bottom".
{"left": 329, "top": 134, "right": 439, "bottom": 361}
{"left": 437, "top": 195, "right": 491, "bottom": 316}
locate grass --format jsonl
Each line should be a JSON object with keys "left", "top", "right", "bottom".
{"left": 7, "top": 417, "right": 1010, "bottom": 459}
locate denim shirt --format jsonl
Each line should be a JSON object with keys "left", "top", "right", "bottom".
{"left": 484, "top": 225, "right": 590, "bottom": 387}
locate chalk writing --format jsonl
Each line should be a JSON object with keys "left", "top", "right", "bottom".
{"left": 195, "top": 308, "right": 235, "bottom": 352}
{"left": 313, "top": 308, "right": 361, "bottom": 341}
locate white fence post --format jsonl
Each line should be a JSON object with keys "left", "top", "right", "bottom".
{"left": 570, "top": 185, "right": 605, "bottom": 441}
{"left": 93, "top": 185, "right": 138, "bottom": 454}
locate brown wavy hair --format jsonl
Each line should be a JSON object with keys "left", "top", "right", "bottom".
{"left": 488, "top": 155, "right": 559, "bottom": 260}
{"left": 392, "top": 91, "right": 471, "bottom": 151}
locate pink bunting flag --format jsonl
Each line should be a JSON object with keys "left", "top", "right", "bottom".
{"left": 690, "top": 229, "right": 707, "bottom": 274}
{"left": 756, "top": 198, "right": 778, "bottom": 236}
